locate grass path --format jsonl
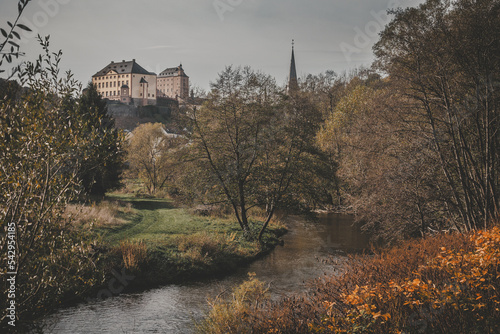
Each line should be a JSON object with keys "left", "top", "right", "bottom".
{"left": 89, "top": 192, "right": 286, "bottom": 288}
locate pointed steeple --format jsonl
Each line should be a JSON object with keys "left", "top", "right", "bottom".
{"left": 288, "top": 39, "right": 298, "bottom": 93}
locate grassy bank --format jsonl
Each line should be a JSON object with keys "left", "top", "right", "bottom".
{"left": 74, "top": 193, "right": 287, "bottom": 291}
{"left": 199, "top": 225, "right": 500, "bottom": 333}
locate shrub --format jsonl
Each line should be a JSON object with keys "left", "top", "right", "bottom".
{"left": 311, "top": 228, "right": 500, "bottom": 333}
{"left": 196, "top": 273, "right": 269, "bottom": 334}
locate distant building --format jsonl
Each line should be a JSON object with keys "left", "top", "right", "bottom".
{"left": 157, "top": 64, "right": 190, "bottom": 100}
{"left": 92, "top": 59, "right": 157, "bottom": 106}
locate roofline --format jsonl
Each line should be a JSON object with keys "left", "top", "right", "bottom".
{"left": 92, "top": 59, "right": 156, "bottom": 77}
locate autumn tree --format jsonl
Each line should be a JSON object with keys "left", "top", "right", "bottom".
{"left": 318, "top": 78, "right": 447, "bottom": 241}
{"left": 317, "top": 0, "right": 500, "bottom": 242}
{"left": 188, "top": 66, "right": 321, "bottom": 240}
{"left": 374, "top": 0, "right": 500, "bottom": 231}
{"left": 128, "top": 122, "right": 184, "bottom": 195}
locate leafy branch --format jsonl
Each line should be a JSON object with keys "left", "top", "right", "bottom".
{"left": 0, "top": 0, "right": 33, "bottom": 77}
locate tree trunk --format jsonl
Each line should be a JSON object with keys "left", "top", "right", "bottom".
{"left": 258, "top": 206, "right": 275, "bottom": 242}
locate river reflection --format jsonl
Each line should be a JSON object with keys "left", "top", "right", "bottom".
{"left": 42, "top": 214, "right": 368, "bottom": 334}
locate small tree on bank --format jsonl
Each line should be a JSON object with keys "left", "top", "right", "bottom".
{"left": 128, "top": 122, "right": 184, "bottom": 195}
{"left": 189, "top": 66, "right": 321, "bottom": 240}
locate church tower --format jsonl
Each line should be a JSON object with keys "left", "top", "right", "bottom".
{"left": 288, "top": 40, "right": 298, "bottom": 93}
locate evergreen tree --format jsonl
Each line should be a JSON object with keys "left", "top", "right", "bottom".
{"left": 76, "top": 82, "right": 125, "bottom": 197}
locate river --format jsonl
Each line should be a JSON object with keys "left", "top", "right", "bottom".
{"left": 41, "top": 213, "right": 368, "bottom": 333}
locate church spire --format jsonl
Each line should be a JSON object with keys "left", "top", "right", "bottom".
{"left": 288, "top": 39, "right": 298, "bottom": 93}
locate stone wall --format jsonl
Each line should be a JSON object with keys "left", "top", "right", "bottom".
{"left": 107, "top": 103, "right": 138, "bottom": 117}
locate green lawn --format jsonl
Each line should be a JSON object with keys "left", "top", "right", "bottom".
{"left": 91, "top": 193, "right": 286, "bottom": 286}
{"left": 98, "top": 194, "right": 240, "bottom": 246}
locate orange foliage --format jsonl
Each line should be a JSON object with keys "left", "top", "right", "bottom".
{"left": 310, "top": 227, "right": 500, "bottom": 333}
{"left": 208, "top": 227, "right": 500, "bottom": 333}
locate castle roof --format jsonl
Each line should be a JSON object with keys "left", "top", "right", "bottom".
{"left": 158, "top": 64, "right": 189, "bottom": 78}
{"left": 92, "top": 59, "right": 155, "bottom": 77}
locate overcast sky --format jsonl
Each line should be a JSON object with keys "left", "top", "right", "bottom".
{"left": 1, "top": 0, "right": 425, "bottom": 91}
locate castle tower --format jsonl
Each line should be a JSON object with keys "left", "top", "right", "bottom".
{"left": 157, "top": 64, "right": 190, "bottom": 100}
{"left": 288, "top": 40, "right": 298, "bottom": 93}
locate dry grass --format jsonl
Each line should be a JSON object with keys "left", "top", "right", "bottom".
{"left": 196, "top": 273, "right": 269, "bottom": 334}
{"left": 174, "top": 232, "right": 256, "bottom": 264}
{"left": 267, "top": 215, "right": 287, "bottom": 231}
{"left": 120, "top": 239, "right": 148, "bottom": 270}
{"left": 65, "top": 200, "right": 134, "bottom": 228}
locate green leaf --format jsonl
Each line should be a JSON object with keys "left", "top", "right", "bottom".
{"left": 9, "top": 41, "right": 20, "bottom": 48}
{"left": 17, "top": 24, "right": 32, "bottom": 32}
{"left": 12, "top": 31, "right": 20, "bottom": 40}
{"left": 1, "top": 28, "right": 7, "bottom": 38}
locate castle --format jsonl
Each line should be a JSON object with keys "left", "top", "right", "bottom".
{"left": 92, "top": 42, "right": 296, "bottom": 107}
{"left": 92, "top": 59, "right": 189, "bottom": 106}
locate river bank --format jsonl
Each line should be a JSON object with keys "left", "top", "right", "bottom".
{"left": 41, "top": 213, "right": 364, "bottom": 333}
{"left": 90, "top": 194, "right": 287, "bottom": 292}
{"left": 201, "top": 224, "right": 500, "bottom": 333}
{"left": 21, "top": 194, "right": 287, "bottom": 330}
